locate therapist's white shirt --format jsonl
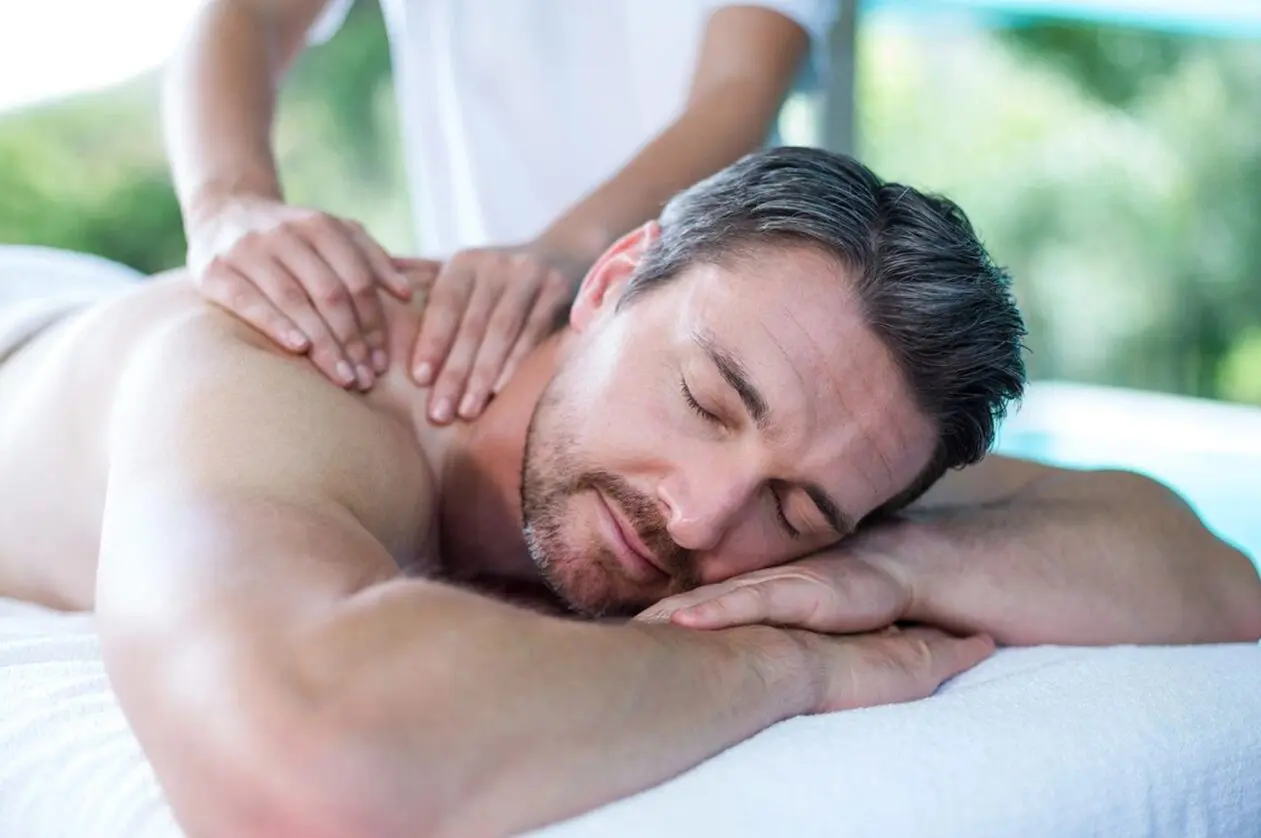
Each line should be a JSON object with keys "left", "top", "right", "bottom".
{"left": 312, "top": 0, "right": 837, "bottom": 258}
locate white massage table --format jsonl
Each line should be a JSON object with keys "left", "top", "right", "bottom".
{"left": 2, "top": 248, "right": 1260, "bottom": 837}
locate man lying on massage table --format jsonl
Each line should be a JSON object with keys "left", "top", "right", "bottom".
{"left": 0, "top": 148, "right": 1257, "bottom": 838}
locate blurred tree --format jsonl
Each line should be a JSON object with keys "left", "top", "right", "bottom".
{"left": 0, "top": 0, "right": 403, "bottom": 273}
{"left": 1000, "top": 24, "right": 1261, "bottom": 402}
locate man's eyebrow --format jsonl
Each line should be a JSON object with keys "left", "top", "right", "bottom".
{"left": 693, "top": 329, "right": 768, "bottom": 428}
{"left": 691, "top": 329, "right": 854, "bottom": 537}
{"left": 805, "top": 484, "right": 855, "bottom": 538}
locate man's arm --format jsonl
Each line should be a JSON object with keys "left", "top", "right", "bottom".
{"left": 887, "top": 456, "right": 1261, "bottom": 644}
{"left": 640, "top": 456, "right": 1261, "bottom": 646}
{"left": 97, "top": 315, "right": 983, "bottom": 837}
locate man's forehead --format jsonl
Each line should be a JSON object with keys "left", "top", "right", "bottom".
{"left": 672, "top": 252, "right": 865, "bottom": 381}
{"left": 668, "top": 255, "right": 936, "bottom": 518}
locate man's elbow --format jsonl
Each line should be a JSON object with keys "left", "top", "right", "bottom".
{"left": 1218, "top": 545, "right": 1261, "bottom": 643}
{"left": 101, "top": 634, "right": 437, "bottom": 838}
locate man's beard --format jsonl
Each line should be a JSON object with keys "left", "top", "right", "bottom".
{"left": 520, "top": 375, "right": 697, "bottom": 619}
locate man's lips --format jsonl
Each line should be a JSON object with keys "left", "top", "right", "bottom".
{"left": 596, "top": 491, "right": 668, "bottom": 580}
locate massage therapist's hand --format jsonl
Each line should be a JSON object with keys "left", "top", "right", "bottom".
{"left": 409, "top": 240, "right": 584, "bottom": 424}
{"left": 187, "top": 193, "right": 422, "bottom": 390}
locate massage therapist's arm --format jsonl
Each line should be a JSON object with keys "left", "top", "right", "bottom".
{"left": 408, "top": 6, "right": 814, "bottom": 422}
{"left": 163, "top": 0, "right": 413, "bottom": 387}
{"left": 95, "top": 317, "right": 980, "bottom": 837}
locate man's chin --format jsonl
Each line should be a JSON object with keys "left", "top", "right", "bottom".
{"left": 542, "top": 560, "right": 652, "bottom": 620}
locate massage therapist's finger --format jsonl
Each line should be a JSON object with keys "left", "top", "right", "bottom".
{"left": 492, "top": 272, "right": 573, "bottom": 394}
{"left": 343, "top": 218, "right": 413, "bottom": 301}
{"left": 276, "top": 234, "right": 373, "bottom": 386}
{"left": 822, "top": 628, "right": 995, "bottom": 713}
{"left": 302, "top": 220, "right": 392, "bottom": 376}
{"left": 246, "top": 256, "right": 358, "bottom": 388}
{"left": 457, "top": 279, "right": 538, "bottom": 419}
{"left": 411, "top": 255, "right": 477, "bottom": 387}
{"left": 428, "top": 281, "right": 500, "bottom": 423}
{"left": 199, "top": 262, "right": 309, "bottom": 354}
{"left": 391, "top": 256, "right": 442, "bottom": 292}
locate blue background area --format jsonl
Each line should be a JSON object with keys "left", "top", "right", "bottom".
{"left": 864, "top": 0, "right": 1261, "bottom": 39}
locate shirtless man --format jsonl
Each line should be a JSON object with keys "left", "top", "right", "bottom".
{"left": 0, "top": 148, "right": 1257, "bottom": 838}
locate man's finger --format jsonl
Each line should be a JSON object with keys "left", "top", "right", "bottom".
{"left": 914, "top": 628, "right": 995, "bottom": 686}
{"left": 634, "top": 582, "right": 741, "bottom": 624}
{"left": 672, "top": 578, "right": 808, "bottom": 630}
{"left": 411, "top": 260, "right": 476, "bottom": 387}
{"left": 244, "top": 255, "right": 357, "bottom": 388}
{"left": 826, "top": 628, "right": 993, "bottom": 713}
{"left": 427, "top": 281, "right": 501, "bottom": 423}
{"left": 200, "top": 264, "right": 308, "bottom": 354}
{"left": 459, "top": 281, "right": 538, "bottom": 418}
{"left": 309, "top": 222, "right": 393, "bottom": 374}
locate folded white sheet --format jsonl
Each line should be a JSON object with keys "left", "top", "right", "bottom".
{"left": 2, "top": 597, "right": 1258, "bottom": 838}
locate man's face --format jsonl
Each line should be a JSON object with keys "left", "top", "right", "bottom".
{"left": 521, "top": 243, "right": 937, "bottom": 618}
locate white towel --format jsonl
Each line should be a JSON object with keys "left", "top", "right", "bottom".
{"left": 0, "top": 245, "right": 140, "bottom": 362}
{"left": 2, "top": 596, "right": 1258, "bottom": 838}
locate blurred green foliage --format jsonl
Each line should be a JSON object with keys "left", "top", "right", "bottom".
{"left": 0, "top": 2, "right": 1258, "bottom": 406}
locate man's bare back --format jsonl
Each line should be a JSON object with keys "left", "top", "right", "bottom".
{"left": 0, "top": 272, "right": 443, "bottom": 611}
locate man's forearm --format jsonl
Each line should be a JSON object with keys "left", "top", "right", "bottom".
{"left": 162, "top": 0, "right": 311, "bottom": 221}
{"left": 294, "top": 580, "right": 809, "bottom": 837}
{"left": 880, "top": 469, "right": 1261, "bottom": 645}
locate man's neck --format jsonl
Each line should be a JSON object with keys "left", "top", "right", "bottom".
{"left": 380, "top": 329, "right": 567, "bottom": 584}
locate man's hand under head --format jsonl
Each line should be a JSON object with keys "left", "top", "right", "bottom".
{"left": 639, "top": 458, "right": 1261, "bottom": 647}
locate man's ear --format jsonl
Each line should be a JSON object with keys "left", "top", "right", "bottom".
{"left": 569, "top": 221, "right": 660, "bottom": 333}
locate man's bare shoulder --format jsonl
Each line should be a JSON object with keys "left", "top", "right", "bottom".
{"left": 108, "top": 273, "right": 437, "bottom": 562}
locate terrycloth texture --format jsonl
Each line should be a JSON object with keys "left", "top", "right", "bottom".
{"left": 1, "top": 597, "right": 1258, "bottom": 838}
{"left": 535, "top": 642, "right": 1261, "bottom": 838}
{"left": 0, "top": 245, "right": 140, "bottom": 362}
{"left": 0, "top": 600, "right": 177, "bottom": 838}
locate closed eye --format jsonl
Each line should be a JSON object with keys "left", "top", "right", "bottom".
{"left": 680, "top": 377, "right": 720, "bottom": 423}
{"left": 772, "top": 490, "right": 801, "bottom": 540}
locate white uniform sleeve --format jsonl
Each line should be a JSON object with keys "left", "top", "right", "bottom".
{"left": 709, "top": 0, "right": 842, "bottom": 91}
{"left": 306, "top": 0, "right": 356, "bottom": 45}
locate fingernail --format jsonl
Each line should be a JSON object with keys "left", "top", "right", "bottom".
{"left": 458, "top": 392, "right": 480, "bottom": 419}
{"left": 336, "top": 361, "right": 356, "bottom": 386}
{"left": 355, "top": 364, "right": 374, "bottom": 390}
{"left": 430, "top": 397, "right": 453, "bottom": 423}
{"left": 372, "top": 349, "right": 388, "bottom": 373}
{"left": 285, "top": 331, "right": 308, "bottom": 350}
{"left": 414, "top": 362, "right": 433, "bottom": 385}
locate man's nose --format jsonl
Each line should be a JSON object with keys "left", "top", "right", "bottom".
{"left": 657, "top": 462, "right": 761, "bottom": 553}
